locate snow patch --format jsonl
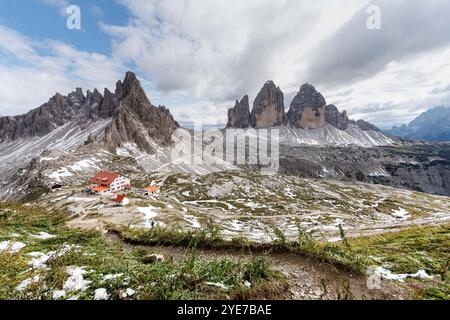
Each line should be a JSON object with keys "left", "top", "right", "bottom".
{"left": 15, "top": 275, "right": 41, "bottom": 292}
{"left": 94, "top": 288, "right": 109, "bottom": 300}
{"left": 0, "top": 241, "right": 26, "bottom": 253}
{"left": 63, "top": 266, "right": 91, "bottom": 292}
{"left": 374, "top": 267, "right": 433, "bottom": 282}
{"left": 103, "top": 273, "right": 124, "bottom": 281}
{"left": 48, "top": 168, "right": 73, "bottom": 182}
{"left": 205, "top": 282, "right": 229, "bottom": 290}
{"left": 30, "top": 232, "right": 55, "bottom": 240}
{"left": 392, "top": 208, "right": 411, "bottom": 220}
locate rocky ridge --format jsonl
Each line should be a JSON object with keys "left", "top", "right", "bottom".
{"left": 227, "top": 81, "right": 381, "bottom": 132}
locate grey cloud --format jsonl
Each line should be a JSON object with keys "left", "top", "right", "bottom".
{"left": 305, "top": 0, "right": 450, "bottom": 87}
{"left": 431, "top": 84, "right": 450, "bottom": 94}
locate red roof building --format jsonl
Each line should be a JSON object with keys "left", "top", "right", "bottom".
{"left": 90, "top": 171, "right": 131, "bottom": 194}
{"left": 113, "top": 194, "right": 130, "bottom": 206}
{"left": 91, "top": 172, "right": 120, "bottom": 186}
{"left": 113, "top": 194, "right": 126, "bottom": 202}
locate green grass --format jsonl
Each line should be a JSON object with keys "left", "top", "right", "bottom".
{"left": 348, "top": 225, "right": 449, "bottom": 275}
{"left": 0, "top": 203, "right": 283, "bottom": 300}
{"left": 113, "top": 220, "right": 450, "bottom": 300}
{"left": 112, "top": 221, "right": 370, "bottom": 274}
{"left": 347, "top": 224, "right": 450, "bottom": 300}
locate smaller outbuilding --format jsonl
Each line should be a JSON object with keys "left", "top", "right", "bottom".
{"left": 145, "top": 186, "right": 161, "bottom": 195}
{"left": 113, "top": 194, "right": 130, "bottom": 206}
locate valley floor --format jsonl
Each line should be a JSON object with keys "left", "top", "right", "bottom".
{"left": 35, "top": 170, "right": 450, "bottom": 244}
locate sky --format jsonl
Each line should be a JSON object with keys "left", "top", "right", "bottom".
{"left": 1, "top": 0, "right": 450, "bottom": 129}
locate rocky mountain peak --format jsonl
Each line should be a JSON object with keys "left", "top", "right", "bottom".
{"left": 325, "top": 104, "right": 350, "bottom": 130}
{"left": 226, "top": 80, "right": 382, "bottom": 133}
{"left": 286, "top": 83, "right": 327, "bottom": 129}
{"left": 250, "top": 81, "right": 285, "bottom": 128}
{"left": 105, "top": 72, "right": 179, "bottom": 153}
{"left": 115, "top": 71, "right": 147, "bottom": 101}
{"left": 227, "top": 95, "right": 251, "bottom": 128}
{"left": 0, "top": 71, "right": 179, "bottom": 149}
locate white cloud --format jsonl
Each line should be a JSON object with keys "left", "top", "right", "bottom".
{"left": 325, "top": 45, "right": 450, "bottom": 128}
{"left": 101, "top": 0, "right": 450, "bottom": 127}
{"left": 103, "top": 0, "right": 365, "bottom": 100}
{"left": 0, "top": 25, "right": 123, "bottom": 116}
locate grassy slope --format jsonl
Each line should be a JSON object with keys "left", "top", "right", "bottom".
{"left": 348, "top": 225, "right": 450, "bottom": 299}
{"left": 0, "top": 203, "right": 284, "bottom": 300}
{"left": 114, "top": 223, "right": 450, "bottom": 300}
{"left": 1, "top": 202, "right": 448, "bottom": 300}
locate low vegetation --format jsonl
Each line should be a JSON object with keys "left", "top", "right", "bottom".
{"left": 347, "top": 225, "right": 450, "bottom": 299}
{"left": 111, "top": 222, "right": 369, "bottom": 274}
{"left": 112, "top": 221, "right": 450, "bottom": 300}
{"left": 1, "top": 202, "right": 448, "bottom": 300}
{"left": 0, "top": 203, "right": 283, "bottom": 300}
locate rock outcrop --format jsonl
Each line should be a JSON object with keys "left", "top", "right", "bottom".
{"left": 105, "top": 72, "right": 179, "bottom": 152}
{"left": 0, "top": 72, "right": 180, "bottom": 154}
{"left": 250, "top": 81, "right": 285, "bottom": 128}
{"left": 0, "top": 87, "right": 117, "bottom": 143}
{"left": 226, "top": 95, "right": 251, "bottom": 128}
{"left": 286, "top": 84, "right": 326, "bottom": 129}
{"left": 226, "top": 81, "right": 382, "bottom": 133}
{"left": 324, "top": 105, "right": 350, "bottom": 130}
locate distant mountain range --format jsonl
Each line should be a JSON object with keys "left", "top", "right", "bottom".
{"left": 386, "top": 106, "right": 450, "bottom": 142}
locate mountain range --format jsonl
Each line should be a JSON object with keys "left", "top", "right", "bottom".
{"left": 226, "top": 81, "right": 393, "bottom": 147}
{"left": 227, "top": 81, "right": 378, "bottom": 131}
{"left": 0, "top": 72, "right": 449, "bottom": 200}
{"left": 386, "top": 106, "right": 450, "bottom": 142}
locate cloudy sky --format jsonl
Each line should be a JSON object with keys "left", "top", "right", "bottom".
{"left": 1, "top": 0, "right": 450, "bottom": 129}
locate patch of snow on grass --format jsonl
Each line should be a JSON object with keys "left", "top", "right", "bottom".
{"left": 374, "top": 267, "right": 433, "bottom": 282}
{"left": 126, "top": 288, "right": 136, "bottom": 296}
{"left": 103, "top": 273, "right": 124, "bottom": 281}
{"left": 0, "top": 241, "right": 26, "bottom": 253}
{"left": 94, "top": 288, "right": 109, "bottom": 300}
{"left": 28, "top": 245, "right": 79, "bottom": 270}
{"left": 30, "top": 232, "right": 55, "bottom": 239}
{"left": 205, "top": 282, "right": 228, "bottom": 290}
{"left": 15, "top": 275, "right": 41, "bottom": 292}
{"left": 63, "top": 266, "right": 91, "bottom": 292}
{"left": 53, "top": 290, "right": 66, "bottom": 299}
{"left": 392, "top": 208, "right": 411, "bottom": 220}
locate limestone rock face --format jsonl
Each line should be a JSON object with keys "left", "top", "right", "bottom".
{"left": 286, "top": 84, "right": 326, "bottom": 129}
{"left": 0, "top": 88, "right": 98, "bottom": 142}
{"left": 105, "top": 72, "right": 179, "bottom": 152}
{"left": 324, "top": 104, "right": 381, "bottom": 131}
{"left": 0, "top": 72, "right": 180, "bottom": 154}
{"left": 325, "top": 105, "right": 350, "bottom": 130}
{"left": 226, "top": 95, "right": 251, "bottom": 128}
{"left": 250, "top": 81, "right": 285, "bottom": 128}
{"left": 355, "top": 119, "right": 380, "bottom": 132}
